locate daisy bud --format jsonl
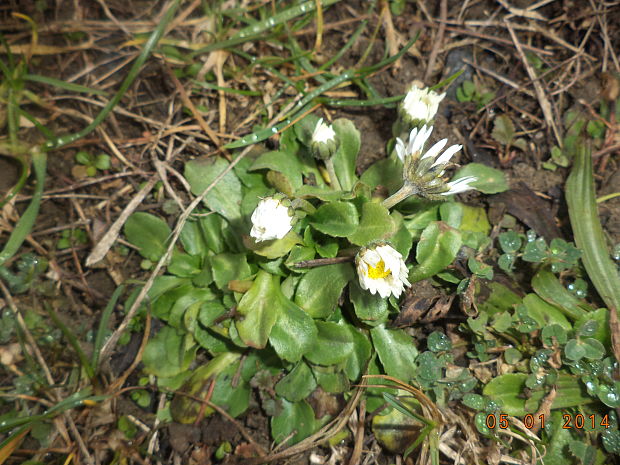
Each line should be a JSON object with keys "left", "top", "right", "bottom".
{"left": 398, "top": 84, "right": 446, "bottom": 130}
{"left": 356, "top": 243, "right": 410, "bottom": 299}
{"left": 311, "top": 118, "right": 339, "bottom": 160}
{"left": 250, "top": 195, "right": 294, "bottom": 242}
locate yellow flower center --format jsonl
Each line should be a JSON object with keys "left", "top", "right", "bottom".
{"left": 366, "top": 259, "right": 392, "bottom": 279}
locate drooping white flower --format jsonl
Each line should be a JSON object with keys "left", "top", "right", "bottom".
{"left": 384, "top": 125, "right": 476, "bottom": 207}
{"left": 400, "top": 85, "right": 446, "bottom": 126}
{"left": 250, "top": 196, "right": 293, "bottom": 242}
{"left": 311, "top": 118, "right": 338, "bottom": 160}
{"left": 356, "top": 243, "right": 410, "bottom": 298}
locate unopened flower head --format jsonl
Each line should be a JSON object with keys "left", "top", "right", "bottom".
{"left": 399, "top": 84, "right": 446, "bottom": 128}
{"left": 311, "top": 118, "right": 339, "bottom": 160}
{"left": 356, "top": 243, "right": 410, "bottom": 299}
{"left": 250, "top": 195, "right": 294, "bottom": 242}
{"left": 392, "top": 125, "right": 476, "bottom": 201}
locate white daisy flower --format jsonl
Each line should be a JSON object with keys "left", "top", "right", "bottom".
{"left": 400, "top": 85, "right": 446, "bottom": 126}
{"left": 311, "top": 118, "right": 338, "bottom": 160}
{"left": 384, "top": 125, "right": 476, "bottom": 207}
{"left": 356, "top": 243, "right": 410, "bottom": 299}
{"left": 250, "top": 196, "right": 293, "bottom": 242}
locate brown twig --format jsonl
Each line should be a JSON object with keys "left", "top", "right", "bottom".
{"left": 293, "top": 256, "right": 355, "bottom": 268}
{"left": 505, "top": 21, "right": 562, "bottom": 146}
{"left": 424, "top": 0, "right": 447, "bottom": 82}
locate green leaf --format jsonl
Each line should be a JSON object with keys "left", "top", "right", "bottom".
{"left": 269, "top": 295, "right": 318, "bottom": 363}
{"left": 427, "top": 331, "right": 451, "bottom": 352}
{"left": 305, "top": 321, "right": 354, "bottom": 366}
{"left": 275, "top": 362, "right": 317, "bottom": 402}
{"left": 371, "top": 395, "right": 424, "bottom": 454}
{"left": 94, "top": 154, "right": 111, "bottom": 170}
{"left": 309, "top": 201, "right": 359, "bottom": 237}
{"left": 348, "top": 202, "right": 396, "bottom": 246}
{"left": 370, "top": 326, "right": 418, "bottom": 381}
{"left": 210, "top": 253, "right": 251, "bottom": 290}
{"left": 311, "top": 365, "right": 349, "bottom": 393}
{"left": 236, "top": 271, "right": 280, "bottom": 348}
{"left": 244, "top": 230, "right": 302, "bottom": 259}
{"left": 331, "top": 118, "right": 360, "bottom": 191}
{"left": 498, "top": 231, "right": 522, "bottom": 254}
{"left": 168, "top": 286, "right": 216, "bottom": 329}
{"left": 565, "top": 338, "right": 605, "bottom": 361}
{"left": 522, "top": 294, "right": 572, "bottom": 330}
{"left": 452, "top": 163, "right": 509, "bottom": 194}
{"left": 294, "top": 263, "right": 353, "bottom": 318}
{"left": 180, "top": 219, "right": 208, "bottom": 258}
{"left": 522, "top": 237, "right": 547, "bottom": 262}
{"left": 566, "top": 144, "right": 620, "bottom": 315}
{"left": 124, "top": 212, "right": 171, "bottom": 261}
{"left": 341, "top": 323, "right": 372, "bottom": 381}
{"left": 360, "top": 157, "right": 403, "bottom": 194}
{"left": 349, "top": 280, "right": 389, "bottom": 325}
{"left": 271, "top": 399, "right": 316, "bottom": 446}
{"left": 409, "top": 222, "right": 462, "bottom": 283}
{"left": 439, "top": 202, "right": 463, "bottom": 228}
{"left": 168, "top": 251, "right": 202, "bottom": 278}
{"left": 295, "top": 185, "right": 345, "bottom": 202}
{"left": 575, "top": 309, "right": 610, "bottom": 348}
{"left": 541, "top": 324, "right": 567, "bottom": 346}
{"left": 250, "top": 150, "right": 303, "bottom": 190}
{"left": 491, "top": 114, "right": 515, "bottom": 145}
{"left": 532, "top": 269, "right": 589, "bottom": 320}
{"left": 184, "top": 156, "right": 243, "bottom": 223}
{"left": 170, "top": 352, "right": 241, "bottom": 423}
{"left": 483, "top": 373, "right": 592, "bottom": 416}
{"left": 143, "top": 326, "right": 196, "bottom": 378}
{"left": 198, "top": 213, "right": 226, "bottom": 253}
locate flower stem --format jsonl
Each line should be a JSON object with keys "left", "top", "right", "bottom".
{"left": 325, "top": 158, "right": 342, "bottom": 190}
{"left": 382, "top": 184, "right": 415, "bottom": 209}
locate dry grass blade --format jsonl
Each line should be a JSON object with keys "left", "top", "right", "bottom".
{"left": 505, "top": 21, "right": 562, "bottom": 146}
{"left": 85, "top": 177, "right": 158, "bottom": 266}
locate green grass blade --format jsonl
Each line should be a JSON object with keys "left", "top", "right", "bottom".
{"left": 358, "top": 32, "right": 419, "bottom": 75}
{"left": 191, "top": 0, "right": 342, "bottom": 56}
{"left": 566, "top": 143, "right": 620, "bottom": 313}
{"left": 18, "top": 108, "right": 54, "bottom": 139}
{"left": 46, "top": 304, "right": 95, "bottom": 380}
{"left": 317, "top": 94, "right": 403, "bottom": 107}
{"left": 92, "top": 285, "right": 125, "bottom": 371}
{"left": 0, "top": 155, "right": 28, "bottom": 210}
{"left": 318, "top": 20, "right": 368, "bottom": 71}
{"left": 24, "top": 73, "right": 107, "bottom": 96}
{"left": 44, "top": 0, "right": 181, "bottom": 150}
{"left": 191, "top": 80, "right": 262, "bottom": 96}
{"left": 0, "top": 147, "right": 46, "bottom": 266}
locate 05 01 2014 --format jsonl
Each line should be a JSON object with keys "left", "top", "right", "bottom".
{"left": 486, "top": 413, "right": 610, "bottom": 430}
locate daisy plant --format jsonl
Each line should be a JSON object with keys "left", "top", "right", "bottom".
{"left": 121, "top": 81, "right": 507, "bottom": 450}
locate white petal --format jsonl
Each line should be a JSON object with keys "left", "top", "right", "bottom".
{"left": 441, "top": 176, "right": 477, "bottom": 195}
{"left": 409, "top": 125, "right": 433, "bottom": 154}
{"left": 421, "top": 138, "right": 448, "bottom": 161}
{"left": 395, "top": 138, "right": 407, "bottom": 162}
{"left": 431, "top": 144, "right": 462, "bottom": 167}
